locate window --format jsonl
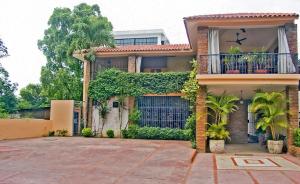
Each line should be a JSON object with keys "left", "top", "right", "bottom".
{"left": 114, "top": 37, "right": 158, "bottom": 46}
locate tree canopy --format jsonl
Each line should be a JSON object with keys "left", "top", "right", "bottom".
{"left": 0, "top": 39, "right": 8, "bottom": 58}
{"left": 0, "top": 63, "right": 17, "bottom": 115}
{"left": 38, "top": 3, "right": 114, "bottom": 101}
{"left": 18, "top": 84, "right": 48, "bottom": 109}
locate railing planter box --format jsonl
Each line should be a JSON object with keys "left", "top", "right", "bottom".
{"left": 255, "top": 69, "right": 268, "bottom": 74}
{"left": 226, "top": 70, "right": 240, "bottom": 74}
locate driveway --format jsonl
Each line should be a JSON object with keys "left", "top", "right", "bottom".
{"left": 0, "top": 137, "right": 193, "bottom": 184}
{"left": 1, "top": 138, "right": 300, "bottom": 184}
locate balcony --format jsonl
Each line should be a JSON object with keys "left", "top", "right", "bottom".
{"left": 197, "top": 53, "right": 300, "bottom": 85}
{"left": 198, "top": 53, "right": 299, "bottom": 74}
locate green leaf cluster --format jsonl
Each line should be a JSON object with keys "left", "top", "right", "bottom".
{"left": 89, "top": 68, "right": 189, "bottom": 101}
{"left": 294, "top": 128, "right": 300, "bottom": 147}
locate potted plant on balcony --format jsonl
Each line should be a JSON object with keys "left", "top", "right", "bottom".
{"left": 250, "top": 92, "right": 288, "bottom": 154}
{"left": 254, "top": 48, "right": 268, "bottom": 74}
{"left": 224, "top": 46, "right": 241, "bottom": 74}
{"left": 240, "top": 54, "right": 257, "bottom": 74}
{"left": 206, "top": 93, "right": 239, "bottom": 153}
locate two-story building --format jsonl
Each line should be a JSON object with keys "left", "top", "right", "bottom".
{"left": 74, "top": 13, "right": 299, "bottom": 152}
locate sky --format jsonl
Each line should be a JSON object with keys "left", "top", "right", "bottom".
{"left": 0, "top": 0, "right": 300, "bottom": 94}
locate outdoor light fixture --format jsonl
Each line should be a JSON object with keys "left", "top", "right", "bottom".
{"left": 239, "top": 90, "right": 244, "bottom": 104}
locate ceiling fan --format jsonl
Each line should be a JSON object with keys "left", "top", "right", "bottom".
{"left": 226, "top": 32, "right": 247, "bottom": 45}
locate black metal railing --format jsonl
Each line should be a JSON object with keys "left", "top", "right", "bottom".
{"left": 198, "top": 53, "right": 299, "bottom": 74}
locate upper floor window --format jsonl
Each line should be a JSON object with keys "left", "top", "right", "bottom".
{"left": 115, "top": 37, "right": 158, "bottom": 46}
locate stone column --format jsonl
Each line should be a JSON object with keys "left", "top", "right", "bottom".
{"left": 82, "top": 60, "right": 91, "bottom": 128}
{"left": 197, "top": 27, "right": 209, "bottom": 74}
{"left": 287, "top": 86, "right": 299, "bottom": 151}
{"left": 196, "top": 86, "right": 207, "bottom": 152}
{"left": 285, "top": 24, "right": 298, "bottom": 73}
{"left": 127, "top": 56, "right": 136, "bottom": 116}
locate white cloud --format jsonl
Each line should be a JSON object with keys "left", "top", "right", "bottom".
{"left": 0, "top": 0, "right": 299, "bottom": 93}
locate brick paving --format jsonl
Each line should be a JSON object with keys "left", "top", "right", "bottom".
{"left": 1, "top": 138, "right": 300, "bottom": 184}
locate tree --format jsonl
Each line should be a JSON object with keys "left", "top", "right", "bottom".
{"left": 18, "top": 84, "right": 48, "bottom": 109}
{"left": 38, "top": 3, "right": 114, "bottom": 101}
{"left": 0, "top": 63, "right": 17, "bottom": 114}
{"left": 0, "top": 39, "right": 8, "bottom": 58}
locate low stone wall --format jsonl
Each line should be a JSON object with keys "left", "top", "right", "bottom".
{"left": 0, "top": 119, "right": 52, "bottom": 140}
{"left": 289, "top": 145, "right": 300, "bottom": 157}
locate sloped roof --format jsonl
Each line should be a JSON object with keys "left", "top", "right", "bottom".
{"left": 184, "top": 13, "right": 299, "bottom": 20}
{"left": 78, "top": 44, "right": 191, "bottom": 54}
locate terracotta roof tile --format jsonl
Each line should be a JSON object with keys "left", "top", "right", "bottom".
{"left": 88, "top": 44, "right": 191, "bottom": 53}
{"left": 184, "top": 13, "right": 299, "bottom": 20}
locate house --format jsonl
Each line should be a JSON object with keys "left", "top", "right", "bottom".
{"left": 74, "top": 13, "right": 299, "bottom": 152}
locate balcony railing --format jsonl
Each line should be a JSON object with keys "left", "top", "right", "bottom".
{"left": 198, "top": 53, "right": 299, "bottom": 74}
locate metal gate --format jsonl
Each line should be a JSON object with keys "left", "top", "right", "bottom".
{"left": 137, "top": 96, "right": 190, "bottom": 129}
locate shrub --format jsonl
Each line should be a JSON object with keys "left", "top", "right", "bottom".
{"left": 56, "top": 129, "right": 68, "bottom": 136}
{"left": 185, "top": 113, "right": 196, "bottom": 140}
{"left": 121, "top": 129, "right": 129, "bottom": 138}
{"left": 294, "top": 128, "right": 300, "bottom": 147}
{"left": 48, "top": 131, "right": 55, "bottom": 136}
{"left": 106, "top": 129, "right": 114, "bottom": 138}
{"left": 124, "top": 125, "right": 190, "bottom": 140}
{"left": 81, "top": 128, "right": 93, "bottom": 137}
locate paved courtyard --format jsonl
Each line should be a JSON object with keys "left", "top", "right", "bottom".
{"left": 1, "top": 138, "right": 300, "bottom": 184}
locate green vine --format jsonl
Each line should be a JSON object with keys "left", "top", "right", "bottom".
{"left": 88, "top": 68, "right": 189, "bottom": 101}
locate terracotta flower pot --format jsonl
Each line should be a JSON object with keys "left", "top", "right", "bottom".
{"left": 267, "top": 140, "right": 283, "bottom": 154}
{"left": 209, "top": 140, "right": 225, "bottom": 153}
{"left": 226, "top": 70, "right": 240, "bottom": 74}
{"left": 255, "top": 69, "right": 268, "bottom": 74}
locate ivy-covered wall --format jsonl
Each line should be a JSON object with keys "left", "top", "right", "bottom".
{"left": 88, "top": 68, "right": 189, "bottom": 101}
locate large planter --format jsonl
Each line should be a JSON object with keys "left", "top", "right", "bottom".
{"left": 267, "top": 140, "right": 283, "bottom": 154}
{"left": 209, "top": 140, "right": 225, "bottom": 153}
{"left": 226, "top": 70, "right": 240, "bottom": 74}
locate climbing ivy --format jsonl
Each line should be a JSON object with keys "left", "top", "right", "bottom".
{"left": 88, "top": 68, "right": 189, "bottom": 101}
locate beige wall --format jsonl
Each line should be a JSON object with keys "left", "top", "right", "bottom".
{"left": 0, "top": 119, "right": 52, "bottom": 140}
{"left": 0, "top": 100, "right": 75, "bottom": 140}
{"left": 50, "top": 100, "right": 74, "bottom": 136}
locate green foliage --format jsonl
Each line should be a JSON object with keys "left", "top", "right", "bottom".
{"left": 293, "top": 128, "right": 300, "bottom": 147}
{"left": 207, "top": 122, "right": 230, "bottom": 140}
{"left": 184, "top": 113, "right": 196, "bottom": 141}
{"left": 250, "top": 92, "right": 288, "bottom": 140}
{"left": 38, "top": 3, "right": 114, "bottom": 101}
{"left": 128, "top": 108, "right": 142, "bottom": 124}
{"left": 0, "top": 63, "right": 17, "bottom": 113}
{"left": 89, "top": 68, "right": 189, "bottom": 101}
{"left": 228, "top": 46, "right": 241, "bottom": 54}
{"left": 181, "top": 59, "right": 199, "bottom": 109}
{"left": 81, "top": 127, "right": 93, "bottom": 137}
{"left": 206, "top": 92, "right": 239, "bottom": 124}
{"left": 123, "top": 125, "right": 190, "bottom": 140}
{"left": 106, "top": 129, "right": 114, "bottom": 138}
{"left": 18, "top": 84, "right": 48, "bottom": 109}
{"left": 48, "top": 131, "right": 55, "bottom": 136}
{"left": 56, "top": 129, "right": 68, "bottom": 136}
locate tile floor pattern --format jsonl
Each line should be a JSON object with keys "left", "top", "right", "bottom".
{"left": 216, "top": 155, "right": 300, "bottom": 171}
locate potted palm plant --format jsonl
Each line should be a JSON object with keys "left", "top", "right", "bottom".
{"left": 206, "top": 92, "right": 239, "bottom": 153}
{"left": 250, "top": 92, "right": 288, "bottom": 154}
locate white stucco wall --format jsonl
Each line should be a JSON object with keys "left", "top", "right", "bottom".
{"left": 92, "top": 97, "right": 129, "bottom": 137}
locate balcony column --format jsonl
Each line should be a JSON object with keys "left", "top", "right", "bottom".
{"left": 287, "top": 86, "right": 299, "bottom": 152}
{"left": 196, "top": 85, "right": 207, "bottom": 152}
{"left": 197, "top": 27, "right": 209, "bottom": 74}
{"left": 128, "top": 56, "right": 136, "bottom": 117}
{"left": 285, "top": 23, "right": 298, "bottom": 54}
{"left": 82, "top": 60, "right": 91, "bottom": 128}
